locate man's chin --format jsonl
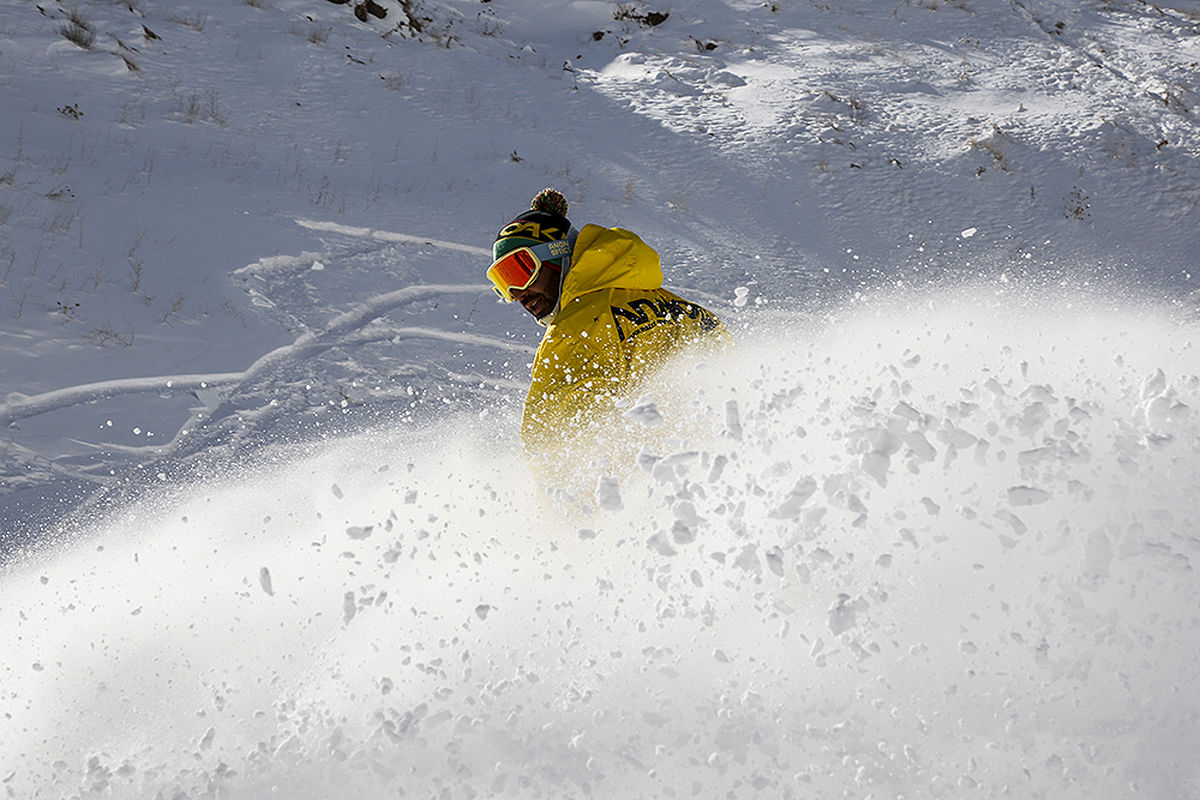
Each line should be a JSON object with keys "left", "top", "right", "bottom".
{"left": 525, "top": 301, "right": 551, "bottom": 320}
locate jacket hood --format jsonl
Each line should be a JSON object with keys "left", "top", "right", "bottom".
{"left": 557, "top": 225, "right": 664, "bottom": 311}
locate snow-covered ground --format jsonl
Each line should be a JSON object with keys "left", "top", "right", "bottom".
{"left": 2, "top": 0, "right": 1198, "bottom": 797}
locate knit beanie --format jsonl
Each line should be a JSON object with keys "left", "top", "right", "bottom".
{"left": 492, "top": 188, "right": 572, "bottom": 267}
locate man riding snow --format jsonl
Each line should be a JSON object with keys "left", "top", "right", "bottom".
{"left": 486, "top": 188, "right": 729, "bottom": 477}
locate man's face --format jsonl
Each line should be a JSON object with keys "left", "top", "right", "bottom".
{"left": 510, "top": 265, "right": 561, "bottom": 321}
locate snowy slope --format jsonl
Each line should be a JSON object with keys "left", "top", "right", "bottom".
{"left": 1, "top": 0, "right": 1199, "bottom": 797}
{"left": 2, "top": 0, "right": 1198, "bottom": 517}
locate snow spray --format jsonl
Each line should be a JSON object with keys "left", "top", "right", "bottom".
{"left": 2, "top": 283, "right": 1198, "bottom": 799}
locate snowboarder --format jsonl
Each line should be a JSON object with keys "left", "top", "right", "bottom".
{"left": 487, "top": 188, "right": 730, "bottom": 478}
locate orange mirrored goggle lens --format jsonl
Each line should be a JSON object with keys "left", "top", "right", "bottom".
{"left": 487, "top": 248, "right": 542, "bottom": 302}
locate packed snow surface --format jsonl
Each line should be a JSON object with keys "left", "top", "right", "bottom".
{"left": 2, "top": 0, "right": 1199, "bottom": 797}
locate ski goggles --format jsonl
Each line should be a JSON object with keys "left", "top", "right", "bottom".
{"left": 487, "top": 239, "right": 572, "bottom": 302}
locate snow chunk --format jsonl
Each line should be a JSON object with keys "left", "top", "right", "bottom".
{"left": 724, "top": 399, "right": 743, "bottom": 440}
{"left": 673, "top": 500, "right": 700, "bottom": 528}
{"left": 597, "top": 476, "right": 623, "bottom": 510}
{"left": 1017, "top": 446, "right": 1055, "bottom": 466}
{"left": 1020, "top": 384, "right": 1058, "bottom": 404}
{"left": 939, "top": 421, "right": 978, "bottom": 449}
{"left": 1014, "top": 402, "right": 1050, "bottom": 437}
{"left": 258, "top": 567, "right": 274, "bottom": 596}
{"left": 869, "top": 427, "right": 902, "bottom": 455}
{"left": 648, "top": 450, "right": 699, "bottom": 484}
{"left": 904, "top": 431, "right": 937, "bottom": 462}
{"left": 863, "top": 428, "right": 901, "bottom": 486}
{"left": 765, "top": 546, "right": 784, "bottom": 576}
{"left": 706, "top": 454, "right": 728, "bottom": 483}
{"left": 346, "top": 525, "right": 373, "bottom": 540}
{"left": 637, "top": 449, "right": 661, "bottom": 473}
{"left": 647, "top": 531, "right": 676, "bottom": 556}
{"left": 862, "top": 451, "right": 890, "bottom": 487}
{"left": 1140, "top": 368, "right": 1166, "bottom": 400}
{"left": 1145, "top": 394, "right": 1190, "bottom": 432}
{"left": 994, "top": 510, "right": 1027, "bottom": 535}
{"left": 733, "top": 544, "right": 761, "bottom": 574}
{"left": 627, "top": 396, "right": 663, "bottom": 427}
{"left": 772, "top": 476, "right": 817, "bottom": 518}
{"left": 672, "top": 520, "right": 696, "bottom": 544}
{"left": 827, "top": 594, "right": 867, "bottom": 635}
{"left": 1006, "top": 486, "right": 1051, "bottom": 506}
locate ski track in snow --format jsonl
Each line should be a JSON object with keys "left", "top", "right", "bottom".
{"left": 1, "top": 217, "right": 522, "bottom": 509}
{"left": 0, "top": 229, "right": 511, "bottom": 456}
{"left": 295, "top": 218, "right": 492, "bottom": 256}
{"left": 0, "top": 219, "right": 492, "bottom": 417}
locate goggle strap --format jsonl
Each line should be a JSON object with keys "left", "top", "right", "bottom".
{"left": 529, "top": 238, "right": 572, "bottom": 262}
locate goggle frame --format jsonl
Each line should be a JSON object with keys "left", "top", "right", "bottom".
{"left": 487, "top": 239, "right": 572, "bottom": 302}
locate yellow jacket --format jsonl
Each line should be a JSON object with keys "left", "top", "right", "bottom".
{"left": 521, "top": 224, "right": 729, "bottom": 472}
